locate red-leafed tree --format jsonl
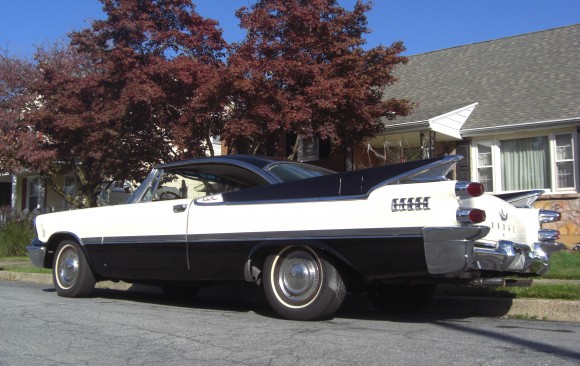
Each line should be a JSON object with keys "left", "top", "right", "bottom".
{"left": 0, "top": 52, "right": 56, "bottom": 175}
{"left": 225, "top": 0, "right": 412, "bottom": 164}
{"left": 1, "top": 0, "right": 228, "bottom": 208}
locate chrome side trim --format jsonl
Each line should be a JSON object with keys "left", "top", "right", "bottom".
{"left": 191, "top": 227, "right": 424, "bottom": 243}
{"left": 101, "top": 235, "right": 187, "bottom": 245}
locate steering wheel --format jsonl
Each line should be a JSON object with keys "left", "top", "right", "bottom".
{"left": 158, "top": 191, "right": 181, "bottom": 200}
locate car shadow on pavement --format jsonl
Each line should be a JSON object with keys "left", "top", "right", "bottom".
{"left": 48, "top": 283, "right": 515, "bottom": 323}
{"left": 92, "top": 284, "right": 276, "bottom": 316}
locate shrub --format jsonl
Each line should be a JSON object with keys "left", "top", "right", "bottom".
{"left": 0, "top": 208, "right": 35, "bottom": 257}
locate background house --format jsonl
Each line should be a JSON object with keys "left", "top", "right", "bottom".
{"left": 362, "top": 24, "right": 580, "bottom": 245}
{"left": 0, "top": 136, "right": 225, "bottom": 215}
{"left": 0, "top": 171, "right": 82, "bottom": 215}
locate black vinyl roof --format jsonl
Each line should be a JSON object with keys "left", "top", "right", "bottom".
{"left": 222, "top": 156, "right": 451, "bottom": 203}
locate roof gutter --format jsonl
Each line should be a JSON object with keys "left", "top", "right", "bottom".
{"left": 382, "top": 120, "right": 430, "bottom": 134}
{"left": 461, "top": 117, "right": 580, "bottom": 137}
{"left": 381, "top": 103, "right": 478, "bottom": 140}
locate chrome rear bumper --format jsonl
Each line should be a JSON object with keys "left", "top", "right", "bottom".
{"left": 472, "top": 240, "right": 563, "bottom": 276}
{"left": 423, "top": 226, "right": 564, "bottom": 277}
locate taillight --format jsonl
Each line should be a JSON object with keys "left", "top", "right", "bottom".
{"left": 467, "top": 183, "right": 485, "bottom": 197}
{"left": 457, "top": 208, "right": 486, "bottom": 224}
{"left": 456, "top": 182, "right": 485, "bottom": 198}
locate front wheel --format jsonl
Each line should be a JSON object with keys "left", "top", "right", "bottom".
{"left": 52, "top": 240, "right": 96, "bottom": 297}
{"left": 263, "top": 246, "right": 346, "bottom": 321}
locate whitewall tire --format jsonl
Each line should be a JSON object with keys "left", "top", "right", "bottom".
{"left": 52, "top": 240, "right": 96, "bottom": 297}
{"left": 263, "top": 246, "right": 346, "bottom": 320}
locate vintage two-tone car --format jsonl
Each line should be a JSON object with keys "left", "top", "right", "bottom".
{"left": 27, "top": 155, "right": 563, "bottom": 320}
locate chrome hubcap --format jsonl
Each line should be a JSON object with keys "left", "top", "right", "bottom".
{"left": 57, "top": 245, "right": 79, "bottom": 289}
{"left": 278, "top": 251, "right": 320, "bottom": 303}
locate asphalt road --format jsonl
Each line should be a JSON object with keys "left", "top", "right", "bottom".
{"left": 1, "top": 281, "right": 579, "bottom": 366}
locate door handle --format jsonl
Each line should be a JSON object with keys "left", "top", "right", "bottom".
{"left": 173, "top": 204, "right": 188, "bottom": 213}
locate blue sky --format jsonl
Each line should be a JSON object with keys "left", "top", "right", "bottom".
{"left": 1, "top": 0, "right": 579, "bottom": 59}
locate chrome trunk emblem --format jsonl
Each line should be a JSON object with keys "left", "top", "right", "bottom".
{"left": 499, "top": 209, "right": 508, "bottom": 221}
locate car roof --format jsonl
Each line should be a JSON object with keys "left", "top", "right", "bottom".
{"left": 154, "top": 155, "right": 283, "bottom": 170}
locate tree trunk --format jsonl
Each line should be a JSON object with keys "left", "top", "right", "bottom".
{"left": 206, "top": 135, "right": 215, "bottom": 157}
{"left": 45, "top": 172, "right": 86, "bottom": 209}
{"left": 345, "top": 144, "right": 354, "bottom": 171}
{"left": 286, "top": 138, "right": 300, "bottom": 160}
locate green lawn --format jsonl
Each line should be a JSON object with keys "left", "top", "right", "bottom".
{"left": 2, "top": 266, "right": 52, "bottom": 274}
{"left": 437, "top": 283, "right": 580, "bottom": 300}
{"left": 542, "top": 251, "right": 580, "bottom": 279}
{"left": 0, "top": 256, "right": 51, "bottom": 274}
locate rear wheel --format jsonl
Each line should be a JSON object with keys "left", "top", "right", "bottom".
{"left": 367, "top": 284, "right": 436, "bottom": 313}
{"left": 263, "top": 246, "right": 346, "bottom": 321}
{"left": 52, "top": 240, "right": 96, "bottom": 297}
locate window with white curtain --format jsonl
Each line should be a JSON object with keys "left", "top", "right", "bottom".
{"left": 476, "top": 142, "right": 494, "bottom": 192}
{"left": 473, "top": 132, "right": 577, "bottom": 193}
{"left": 500, "top": 136, "right": 550, "bottom": 191}
{"left": 555, "top": 133, "right": 575, "bottom": 189}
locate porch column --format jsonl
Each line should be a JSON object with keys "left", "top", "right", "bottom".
{"left": 10, "top": 175, "right": 17, "bottom": 211}
{"left": 420, "top": 130, "right": 436, "bottom": 159}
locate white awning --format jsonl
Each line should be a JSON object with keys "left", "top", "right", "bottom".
{"left": 371, "top": 102, "right": 478, "bottom": 148}
{"left": 428, "top": 102, "right": 478, "bottom": 140}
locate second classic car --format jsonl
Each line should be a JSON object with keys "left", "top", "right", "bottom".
{"left": 27, "top": 155, "right": 563, "bottom": 320}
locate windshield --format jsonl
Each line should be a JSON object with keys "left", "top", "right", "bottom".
{"left": 126, "top": 169, "right": 160, "bottom": 204}
{"left": 265, "top": 162, "right": 335, "bottom": 183}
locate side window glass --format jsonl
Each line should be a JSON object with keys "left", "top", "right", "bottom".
{"left": 154, "top": 172, "right": 196, "bottom": 201}
{"left": 136, "top": 165, "right": 257, "bottom": 203}
{"left": 152, "top": 170, "right": 241, "bottom": 201}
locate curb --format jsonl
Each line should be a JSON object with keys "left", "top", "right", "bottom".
{"left": 0, "top": 271, "right": 135, "bottom": 290}
{"left": 429, "top": 296, "right": 580, "bottom": 322}
{"left": 2, "top": 271, "right": 579, "bottom": 322}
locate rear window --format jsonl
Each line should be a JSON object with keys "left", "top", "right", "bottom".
{"left": 265, "top": 162, "right": 335, "bottom": 183}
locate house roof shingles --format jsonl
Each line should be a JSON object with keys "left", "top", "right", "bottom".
{"left": 384, "top": 24, "right": 580, "bottom": 134}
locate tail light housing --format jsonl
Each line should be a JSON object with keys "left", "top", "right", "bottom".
{"left": 456, "top": 182, "right": 485, "bottom": 198}
{"left": 538, "top": 229, "right": 560, "bottom": 241}
{"left": 539, "top": 210, "right": 561, "bottom": 223}
{"left": 457, "top": 208, "right": 486, "bottom": 224}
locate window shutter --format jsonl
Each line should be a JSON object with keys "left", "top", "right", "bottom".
{"left": 456, "top": 142, "right": 471, "bottom": 181}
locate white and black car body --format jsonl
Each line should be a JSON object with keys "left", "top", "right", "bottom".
{"left": 27, "top": 155, "right": 563, "bottom": 320}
